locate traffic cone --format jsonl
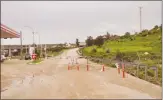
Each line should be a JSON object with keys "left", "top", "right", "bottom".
{"left": 122, "top": 63, "right": 125, "bottom": 78}
{"left": 68, "top": 63, "right": 70, "bottom": 70}
{"left": 118, "top": 67, "right": 120, "bottom": 74}
{"left": 122, "top": 70, "right": 125, "bottom": 78}
{"left": 87, "top": 64, "right": 89, "bottom": 71}
{"left": 102, "top": 64, "right": 105, "bottom": 72}
{"left": 77, "top": 64, "right": 79, "bottom": 71}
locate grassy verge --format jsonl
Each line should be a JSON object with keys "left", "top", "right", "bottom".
{"left": 27, "top": 58, "right": 43, "bottom": 64}
{"left": 32, "top": 59, "right": 43, "bottom": 64}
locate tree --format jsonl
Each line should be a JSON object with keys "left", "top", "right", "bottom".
{"left": 31, "top": 43, "right": 37, "bottom": 47}
{"left": 94, "top": 36, "right": 104, "bottom": 46}
{"left": 141, "top": 29, "right": 148, "bottom": 37}
{"left": 159, "top": 24, "right": 162, "bottom": 32}
{"left": 106, "top": 32, "right": 111, "bottom": 40}
{"left": 76, "top": 38, "right": 79, "bottom": 47}
{"left": 86, "top": 36, "right": 94, "bottom": 46}
{"left": 154, "top": 25, "right": 159, "bottom": 30}
{"left": 124, "top": 32, "right": 131, "bottom": 38}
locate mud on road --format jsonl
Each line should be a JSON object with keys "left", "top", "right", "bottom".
{"left": 1, "top": 48, "right": 162, "bottom": 99}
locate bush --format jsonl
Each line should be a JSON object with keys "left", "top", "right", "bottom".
{"left": 115, "top": 50, "right": 125, "bottom": 61}
{"left": 35, "top": 49, "right": 41, "bottom": 58}
{"left": 147, "top": 69, "right": 154, "bottom": 77}
{"left": 110, "top": 63, "right": 116, "bottom": 68}
{"left": 105, "top": 49, "right": 110, "bottom": 53}
{"left": 91, "top": 48, "right": 97, "bottom": 53}
{"left": 138, "top": 71, "right": 145, "bottom": 79}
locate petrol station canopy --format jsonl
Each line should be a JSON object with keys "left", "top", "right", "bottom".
{"left": 1, "top": 24, "right": 20, "bottom": 39}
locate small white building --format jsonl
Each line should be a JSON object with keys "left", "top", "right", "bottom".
{"left": 79, "top": 42, "right": 86, "bottom": 47}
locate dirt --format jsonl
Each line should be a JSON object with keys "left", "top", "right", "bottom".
{"left": 1, "top": 48, "right": 162, "bottom": 99}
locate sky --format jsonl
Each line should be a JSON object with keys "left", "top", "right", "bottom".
{"left": 1, "top": 1, "right": 162, "bottom": 45}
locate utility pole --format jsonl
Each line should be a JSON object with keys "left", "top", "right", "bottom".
{"left": 40, "top": 35, "right": 43, "bottom": 58}
{"left": 20, "top": 31, "right": 23, "bottom": 60}
{"left": 24, "top": 26, "right": 35, "bottom": 53}
{"left": 38, "top": 33, "right": 42, "bottom": 57}
{"left": 32, "top": 32, "right": 35, "bottom": 45}
{"left": 35, "top": 32, "right": 42, "bottom": 57}
{"left": 139, "top": 7, "right": 142, "bottom": 32}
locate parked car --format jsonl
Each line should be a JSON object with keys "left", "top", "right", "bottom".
{"left": 1, "top": 54, "right": 6, "bottom": 62}
{"left": 25, "top": 53, "right": 31, "bottom": 60}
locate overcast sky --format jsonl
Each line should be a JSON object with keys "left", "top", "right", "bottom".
{"left": 1, "top": 1, "right": 162, "bottom": 45}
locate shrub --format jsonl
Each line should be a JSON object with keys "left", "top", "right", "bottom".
{"left": 147, "top": 69, "right": 154, "bottom": 77}
{"left": 110, "top": 63, "right": 116, "bottom": 68}
{"left": 35, "top": 49, "right": 41, "bottom": 58}
{"left": 115, "top": 50, "right": 125, "bottom": 61}
{"left": 105, "top": 49, "right": 110, "bottom": 53}
{"left": 138, "top": 71, "right": 145, "bottom": 79}
{"left": 91, "top": 48, "right": 97, "bottom": 53}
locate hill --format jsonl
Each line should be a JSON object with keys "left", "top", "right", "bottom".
{"left": 81, "top": 25, "right": 162, "bottom": 85}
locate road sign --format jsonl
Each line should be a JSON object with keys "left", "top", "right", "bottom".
{"left": 150, "top": 66, "right": 157, "bottom": 70}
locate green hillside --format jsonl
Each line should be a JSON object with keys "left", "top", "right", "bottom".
{"left": 83, "top": 25, "right": 161, "bottom": 64}
{"left": 82, "top": 25, "right": 162, "bottom": 85}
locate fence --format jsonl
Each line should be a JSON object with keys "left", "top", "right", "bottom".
{"left": 53, "top": 54, "right": 162, "bottom": 86}
{"left": 85, "top": 56, "right": 162, "bottom": 86}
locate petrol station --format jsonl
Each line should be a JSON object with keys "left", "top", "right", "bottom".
{"left": 1, "top": 24, "right": 21, "bottom": 58}
{"left": 1, "top": 24, "right": 20, "bottom": 39}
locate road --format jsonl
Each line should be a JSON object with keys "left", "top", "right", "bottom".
{"left": 1, "top": 48, "right": 162, "bottom": 99}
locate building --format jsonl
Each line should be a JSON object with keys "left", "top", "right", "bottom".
{"left": 79, "top": 42, "right": 86, "bottom": 47}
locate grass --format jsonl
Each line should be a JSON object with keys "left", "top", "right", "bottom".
{"left": 27, "top": 58, "right": 43, "bottom": 64}
{"left": 83, "top": 31, "right": 161, "bottom": 58}
{"left": 82, "top": 26, "right": 162, "bottom": 86}
{"left": 31, "top": 59, "right": 42, "bottom": 64}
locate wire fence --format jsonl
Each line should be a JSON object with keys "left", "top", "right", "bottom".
{"left": 85, "top": 56, "right": 162, "bottom": 86}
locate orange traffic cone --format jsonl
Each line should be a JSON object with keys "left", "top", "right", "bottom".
{"left": 77, "top": 64, "right": 79, "bottom": 71}
{"left": 122, "top": 64, "right": 125, "bottom": 78}
{"left": 87, "top": 64, "right": 89, "bottom": 71}
{"left": 118, "top": 67, "right": 120, "bottom": 74}
{"left": 68, "top": 63, "right": 70, "bottom": 70}
{"left": 102, "top": 64, "right": 105, "bottom": 72}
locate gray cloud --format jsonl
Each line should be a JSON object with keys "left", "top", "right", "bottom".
{"left": 1, "top": 1, "right": 161, "bottom": 45}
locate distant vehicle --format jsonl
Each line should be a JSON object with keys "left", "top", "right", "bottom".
{"left": 25, "top": 53, "right": 31, "bottom": 60}
{"left": 1, "top": 54, "right": 6, "bottom": 62}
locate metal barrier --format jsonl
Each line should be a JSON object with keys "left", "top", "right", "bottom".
{"left": 86, "top": 56, "right": 161, "bottom": 83}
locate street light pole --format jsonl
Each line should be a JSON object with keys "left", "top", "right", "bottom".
{"left": 39, "top": 34, "right": 43, "bottom": 57}
{"left": 24, "top": 26, "right": 35, "bottom": 45}
{"left": 32, "top": 31, "right": 35, "bottom": 45}
{"left": 35, "top": 32, "right": 42, "bottom": 57}
{"left": 24, "top": 26, "right": 35, "bottom": 54}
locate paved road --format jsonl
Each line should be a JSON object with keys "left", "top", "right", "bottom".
{"left": 1, "top": 48, "right": 162, "bottom": 99}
